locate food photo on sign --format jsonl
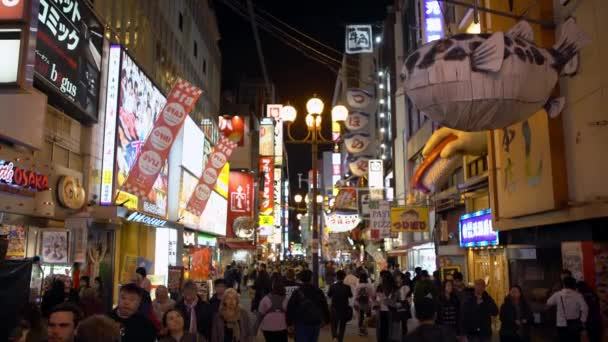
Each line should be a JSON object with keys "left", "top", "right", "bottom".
{"left": 35, "top": 0, "right": 104, "bottom": 121}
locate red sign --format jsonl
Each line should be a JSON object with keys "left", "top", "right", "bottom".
{"left": 227, "top": 171, "right": 254, "bottom": 239}
{"left": 0, "top": 160, "right": 48, "bottom": 196}
{"left": 0, "top": 0, "right": 24, "bottom": 21}
{"left": 218, "top": 115, "right": 245, "bottom": 146}
{"left": 121, "top": 79, "right": 202, "bottom": 198}
{"left": 186, "top": 137, "right": 237, "bottom": 216}
{"left": 190, "top": 247, "right": 212, "bottom": 280}
{"left": 259, "top": 157, "right": 274, "bottom": 215}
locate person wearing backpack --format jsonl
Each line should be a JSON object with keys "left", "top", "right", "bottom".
{"left": 286, "top": 270, "right": 330, "bottom": 342}
{"left": 327, "top": 270, "right": 353, "bottom": 342}
{"left": 354, "top": 272, "right": 375, "bottom": 336}
{"left": 256, "top": 278, "right": 289, "bottom": 342}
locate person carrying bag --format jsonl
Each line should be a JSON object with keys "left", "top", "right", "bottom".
{"left": 546, "top": 276, "right": 588, "bottom": 342}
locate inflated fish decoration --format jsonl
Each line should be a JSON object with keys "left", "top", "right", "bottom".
{"left": 401, "top": 18, "right": 590, "bottom": 131}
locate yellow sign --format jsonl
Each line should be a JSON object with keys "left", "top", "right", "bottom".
{"left": 390, "top": 206, "right": 429, "bottom": 232}
{"left": 116, "top": 191, "right": 138, "bottom": 211}
{"left": 214, "top": 163, "right": 230, "bottom": 198}
{"left": 259, "top": 215, "right": 274, "bottom": 226}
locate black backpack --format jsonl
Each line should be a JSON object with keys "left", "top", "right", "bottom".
{"left": 297, "top": 290, "right": 323, "bottom": 325}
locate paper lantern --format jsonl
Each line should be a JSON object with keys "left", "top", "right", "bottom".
{"left": 348, "top": 155, "right": 372, "bottom": 178}
{"left": 343, "top": 132, "right": 371, "bottom": 154}
{"left": 346, "top": 88, "right": 373, "bottom": 109}
{"left": 344, "top": 111, "right": 370, "bottom": 131}
{"left": 401, "top": 19, "right": 590, "bottom": 131}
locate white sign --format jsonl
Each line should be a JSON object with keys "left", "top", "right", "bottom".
{"left": 0, "top": 29, "right": 21, "bottom": 84}
{"left": 370, "top": 201, "right": 391, "bottom": 238}
{"left": 183, "top": 231, "right": 196, "bottom": 246}
{"left": 266, "top": 104, "right": 284, "bottom": 165}
{"left": 325, "top": 212, "right": 361, "bottom": 233}
{"left": 368, "top": 160, "right": 383, "bottom": 187}
{"left": 345, "top": 25, "right": 373, "bottom": 54}
{"left": 259, "top": 119, "right": 274, "bottom": 157}
{"left": 266, "top": 104, "right": 283, "bottom": 119}
{"left": 100, "top": 45, "right": 121, "bottom": 205}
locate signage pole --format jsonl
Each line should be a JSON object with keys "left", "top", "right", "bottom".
{"left": 311, "top": 117, "right": 320, "bottom": 288}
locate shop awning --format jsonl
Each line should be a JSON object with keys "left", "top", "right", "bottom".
{"left": 222, "top": 240, "right": 256, "bottom": 250}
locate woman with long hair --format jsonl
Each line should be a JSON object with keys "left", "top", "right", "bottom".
{"left": 211, "top": 288, "right": 253, "bottom": 342}
{"left": 354, "top": 272, "right": 375, "bottom": 336}
{"left": 375, "top": 271, "right": 400, "bottom": 342}
{"left": 159, "top": 309, "right": 201, "bottom": 342}
{"left": 437, "top": 280, "right": 459, "bottom": 334}
{"left": 499, "top": 285, "right": 533, "bottom": 342}
{"left": 256, "top": 277, "right": 288, "bottom": 342}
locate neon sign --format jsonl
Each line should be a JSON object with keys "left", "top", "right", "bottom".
{"left": 459, "top": 209, "right": 499, "bottom": 248}
{"left": 424, "top": 0, "right": 443, "bottom": 43}
{"left": 0, "top": 160, "right": 48, "bottom": 196}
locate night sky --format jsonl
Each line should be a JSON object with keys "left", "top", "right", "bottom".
{"left": 216, "top": 0, "right": 390, "bottom": 234}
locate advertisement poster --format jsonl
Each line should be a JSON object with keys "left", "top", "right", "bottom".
{"left": 167, "top": 266, "right": 184, "bottom": 292}
{"left": 561, "top": 242, "right": 584, "bottom": 281}
{"left": 186, "top": 137, "right": 236, "bottom": 217}
{"left": 0, "top": 224, "right": 26, "bottom": 259}
{"left": 190, "top": 247, "right": 212, "bottom": 280}
{"left": 334, "top": 187, "right": 357, "bottom": 211}
{"left": 218, "top": 116, "right": 245, "bottom": 146}
{"left": 198, "top": 191, "right": 228, "bottom": 236}
{"left": 65, "top": 217, "right": 89, "bottom": 263}
{"left": 121, "top": 254, "right": 138, "bottom": 284}
{"left": 121, "top": 79, "right": 202, "bottom": 199}
{"left": 41, "top": 231, "right": 69, "bottom": 264}
{"left": 459, "top": 209, "right": 498, "bottom": 248}
{"left": 259, "top": 157, "right": 274, "bottom": 216}
{"left": 116, "top": 51, "right": 168, "bottom": 217}
{"left": 227, "top": 171, "right": 254, "bottom": 239}
{"left": 390, "top": 207, "right": 429, "bottom": 233}
{"left": 259, "top": 119, "right": 274, "bottom": 156}
{"left": 35, "top": 0, "right": 104, "bottom": 120}
{"left": 179, "top": 171, "right": 200, "bottom": 227}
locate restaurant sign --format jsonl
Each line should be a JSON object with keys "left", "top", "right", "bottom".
{"left": 459, "top": 209, "right": 498, "bottom": 248}
{"left": 390, "top": 206, "right": 429, "bottom": 233}
{"left": 0, "top": 159, "right": 48, "bottom": 196}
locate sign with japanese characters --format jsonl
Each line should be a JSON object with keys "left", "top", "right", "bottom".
{"left": 459, "top": 209, "right": 498, "bottom": 248}
{"left": 347, "top": 155, "right": 372, "bottom": 178}
{"left": 121, "top": 79, "right": 203, "bottom": 199}
{"left": 370, "top": 200, "right": 390, "bottom": 239}
{"left": 35, "top": 0, "right": 104, "bottom": 121}
{"left": 0, "top": 0, "right": 25, "bottom": 21}
{"left": 390, "top": 206, "right": 429, "bottom": 233}
{"left": 218, "top": 115, "right": 245, "bottom": 146}
{"left": 345, "top": 24, "right": 372, "bottom": 54}
{"left": 423, "top": 0, "right": 443, "bottom": 43}
{"left": 185, "top": 137, "right": 236, "bottom": 216}
{"left": 227, "top": 171, "right": 254, "bottom": 239}
{"left": 344, "top": 132, "right": 371, "bottom": 154}
{"left": 325, "top": 212, "right": 360, "bottom": 233}
{"left": 344, "top": 111, "right": 370, "bottom": 131}
{"left": 259, "top": 118, "right": 274, "bottom": 156}
{"left": 259, "top": 157, "right": 274, "bottom": 216}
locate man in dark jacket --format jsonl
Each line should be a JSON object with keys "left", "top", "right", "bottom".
{"left": 107, "top": 283, "right": 157, "bottom": 342}
{"left": 327, "top": 270, "right": 352, "bottom": 342}
{"left": 460, "top": 279, "right": 498, "bottom": 342}
{"left": 287, "top": 270, "right": 330, "bottom": 342}
{"left": 175, "top": 280, "right": 214, "bottom": 341}
{"left": 252, "top": 263, "right": 272, "bottom": 312}
{"left": 209, "top": 278, "right": 226, "bottom": 316}
{"left": 405, "top": 297, "right": 457, "bottom": 342}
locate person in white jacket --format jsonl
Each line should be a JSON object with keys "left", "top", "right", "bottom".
{"left": 353, "top": 272, "right": 375, "bottom": 336}
{"left": 546, "top": 276, "right": 589, "bottom": 342}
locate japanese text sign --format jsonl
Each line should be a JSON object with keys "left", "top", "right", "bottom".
{"left": 344, "top": 111, "right": 370, "bottom": 131}
{"left": 35, "top": 0, "right": 103, "bottom": 121}
{"left": 0, "top": 0, "right": 25, "bottom": 21}
{"left": 345, "top": 25, "right": 372, "bottom": 54}
{"left": 390, "top": 206, "right": 429, "bottom": 233}
{"left": 185, "top": 137, "right": 237, "bottom": 216}
{"left": 325, "top": 212, "right": 361, "bottom": 233}
{"left": 121, "top": 79, "right": 202, "bottom": 198}
{"left": 424, "top": 0, "right": 443, "bottom": 43}
{"left": 227, "top": 171, "right": 254, "bottom": 239}
{"left": 259, "top": 157, "right": 274, "bottom": 216}
{"left": 259, "top": 118, "right": 274, "bottom": 156}
{"left": 459, "top": 209, "right": 498, "bottom": 247}
{"left": 370, "top": 200, "right": 390, "bottom": 238}
{"left": 218, "top": 115, "right": 245, "bottom": 146}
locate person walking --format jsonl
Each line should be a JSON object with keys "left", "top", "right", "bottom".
{"left": 252, "top": 264, "right": 272, "bottom": 313}
{"left": 175, "top": 280, "right": 214, "bottom": 341}
{"left": 499, "top": 285, "right": 533, "bottom": 342}
{"left": 413, "top": 270, "right": 436, "bottom": 304}
{"left": 437, "top": 280, "right": 460, "bottom": 335}
{"left": 76, "top": 314, "right": 122, "bottom": 342}
{"left": 159, "top": 309, "right": 202, "bottom": 342}
{"left": 577, "top": 281, "right": 603, "bottom": 342}
{"left": 41, "top": 279, "right": 67, "bottom": 318}
{"left": 47, "top": 303, "right": 81, "bottom": 342}
{"left": 286, "top": 270, "right": 330, "bottom": 342}
{"left": 460, "top": 279, "right": 499, "bottom": 342}
{"left": 327, "top": 270, "right": 353, "bottom": 342}
{"left": 153, "top": 285, "right": 176, "bottom": 323}
{"left": 107, "top": 283, "right": 157, "bottom": 342}
{"left": 375, "top": 271, "right": 401, "bottom": 342}
{"left": 210, "top": 278, "right": 227, "bottom": 317}
{"left": 394, "top": 272, "right": 411, "bottom": 336}
{"left": 256, "top": 278, "right": 289, "bottom": 342}
{"left": 404, "top": 297, "right": 457, "bottom": 342}
{"left": 324, "top": 262, "right": 336, "bottom": 288}
{"left": 79, "top": 287, "right": 104, "bottom": 318}
{"left": 546, "top": 276, "right": 589, "bottom": 342}
{"left": 354, "top": 272, "right": 375, "bottom": 336}
{"left": 210, "top": 288, "right": 253, "bottom": 342}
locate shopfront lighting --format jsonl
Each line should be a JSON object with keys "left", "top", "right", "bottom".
{"left": 379, "top": 84, "right": 384, "bottom": 89}
{"left": 379, "top": 99, "right": 385, "bottom": 105}
{"left": 306, "top": 97, "right": 324, "bottom": 115}
{"left": 331, "top": 105, "right": 348, "bottom": 122}
{"left": 294, "top": 194, "right": 303, "bottom": 203}
{"left": 378, "top": 71, "right": 384, "bottom": 77}
{"left": 280, "top": 105, "right": 297, "bottom": 122}
{"left": 379, "top": 112, "right": 385, "bottom": 118}
{"left": 381, "top": 143, "right": 386, "bottom": 148}
{"left": 375, "top": 36, "right": 382, "bottom": 43}
{"left": 316, "top": 195, "right": 323, "bottom": 204}
{"left": 381, "top": 154, "right": 387, "bottom": 160}
{"left": 296, "top": 213, "right": 303, "bottom": 220}
{"left": 380, "top": 127, "right": 386, "bottom": 133}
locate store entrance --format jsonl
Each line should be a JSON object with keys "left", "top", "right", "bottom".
{"left": 468, "top": 248, "right": 509, "bottom": 330}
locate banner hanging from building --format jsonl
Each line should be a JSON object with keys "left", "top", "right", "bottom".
{"left": 121, "top": 79, "right": 202, "bottom": 198}
{"left": 218, "top": 115, "right": 245, "bottom": 146}
{"left": 325, "top": 212, "right": 361, "bottom": 233}
{"left": 227, "top": 171, "right": 254, "bottom": 239}
{"left": 259, "top": 118, "right": 274, "bottom": 156}
{"left": 185, "top": 137, "right": 237, "bottom": 216}
{"left": 258, "top": 157, "right": 274, "bottom": 235}
{"left": 390, "top": 206, "right": 429, "bottom": 233}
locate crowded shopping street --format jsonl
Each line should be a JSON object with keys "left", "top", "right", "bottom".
{"left": 1, "top": 0, "right": 607, "bottom": 341}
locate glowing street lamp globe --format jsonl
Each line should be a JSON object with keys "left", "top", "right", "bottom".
{"left": 331, "top": 105, "right": 348, "bottom": 122}
{"left": 280, "top": 105, "right": 297, "bottom": 122}
{"left": 294, "top": 194, "right": 303, "bottom": 203}
{"left": 306, "top": 97, "right": 324, "bottom": 115}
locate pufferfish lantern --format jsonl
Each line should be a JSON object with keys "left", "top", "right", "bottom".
{"left": 401, "top": 19, "right": 590, "bottom": 131}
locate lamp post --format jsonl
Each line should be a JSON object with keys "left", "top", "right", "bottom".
{"left": 282, "top": 97, "right": 344, "bottom": 287}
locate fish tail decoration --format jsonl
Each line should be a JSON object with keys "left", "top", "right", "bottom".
{"left": 553, "top": 17, "right": 591, "bottom": 76}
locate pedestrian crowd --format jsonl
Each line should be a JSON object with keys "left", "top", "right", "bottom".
{"left": 8, "top": 258, "right": 604, "bottom": 342}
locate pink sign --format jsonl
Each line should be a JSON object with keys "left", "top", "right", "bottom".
{"left": 121, "top": 79, "right": 202, "bottom": 198}
{"left": 186, "top": 137, "right": 236, "bottom": 216}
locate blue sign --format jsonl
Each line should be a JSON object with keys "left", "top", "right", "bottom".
{"left": 424, "top": 0, "right": 444, "bottom": 43}
{"left": 459, "top": 209, "right": 499, "bottom": 248}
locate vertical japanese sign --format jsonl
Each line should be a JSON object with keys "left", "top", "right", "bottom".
{"left": 266, "top": 104, "right": 283, "bottom": 166}
{"left": 423, "top": 0, "right": 443, "bottom": 43}
{"left": 258, "top": 157, "right": 274, "bottom": 234}
{"left": 345, "top": 25, "right": 373, "bottom": 54}
{"left": 273, "top": 168, "right": 282, "bottom": 235}
{"left": 370, "top": 201, "right": 390, "bottom": 239}
{"left": 227, "top": 171, "right": 254, "bottom": 239}
{"left": 121, "top": 79, "right": 203, "bottom": 197}
{"left": 186, "top": 137, "right": 237, "bottom": 216}
{"left": 368, "top": 159, "right": 384, "bottom": 200}
{"left": 35, "top": 0, "right": 104, "bottom": 120}
{"left": 259, "top": 118, "right": 274, "bottom": 156}
{"left": 218, "top": 115, "right": 245, "bottom": 146}
{"left": 331, "top": 153, "right": 341, "bottom": 196}
{"left": 190, "top": 247, "right": 212, "bottom": 280}
{"left": 100, "top": 44, "right": 121, "bottom": 205}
